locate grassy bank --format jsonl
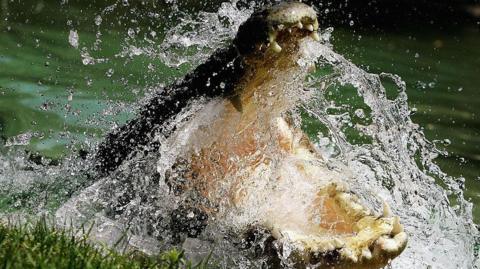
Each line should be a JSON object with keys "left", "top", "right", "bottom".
{"left": 0, "top": 219, "right": 211, "bottom": 269}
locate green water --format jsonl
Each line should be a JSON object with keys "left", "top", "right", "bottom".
{"left": 0, "top": 1, "right": 479, "bottom": 220}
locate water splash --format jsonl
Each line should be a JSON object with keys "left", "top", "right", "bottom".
{"left": 157, "top": 1, "right": 254, "bottom": 67}
{"left": 300, "top": 40, "right": 477, "bottom": 268}
{"left": 1, "top": 1, "right": 477, "bottom": 268}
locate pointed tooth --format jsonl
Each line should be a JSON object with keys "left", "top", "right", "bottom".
{"left": 296, "top": 21, "right": 303, "bottom": 29}
{"left": 333, "top": 238, "right": 345, "bottom": 248}
{"left": 393, "top": 232, "right": 408, "bottom": 250}
{"left": 350, "top": 201, "right": 365, "bottom": 213}
{"left": 383, "top": 201, "right": 392, "bottom": 217}
{"left": 342, "top": 248, "right": 358, "bottom": 263}
{"left": 287, "top": 28, "right": 292, "bottom": 33}
{"left": 271, "top": 227, "right": 281, "bottom": 239}
{"left": 377, "top": 236, "right": 399, "bottom": 253}
{"left": 392, "top": 216, "right": 404, "bottom": 235}
{"left": 337, "top": 192, "right": 351, "bottom": 200}
{"left": 277, "top": 24, "right": 285, "bottom": 30}
{"left": 311, "top": 32, "right": 320, "bottom": 41}
{"left": 325, "top": 242, "right": 335, "bottom": 251}
{"left": 317, "top": 242, "right": 335, "bottom": 252}
{"left": 313, "top": 19, "right": 319, "bottom": 30}
{"left": 374, "top": 232, "right": 408, "bottom": 255}
{"left": 306, "top": 24, "right": 314, "bottom": 31}
{"left": 268, "top": 31, "right": 277, "bottom": 43}
{"left": 271, "top": 41, "right": 282, "bottom": 53}
{"left": 361, "top": 248, "right": 372, "bottom": 260}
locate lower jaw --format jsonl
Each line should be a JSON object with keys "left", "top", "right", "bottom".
{"left": 260, "top": 187, "right": 408, "bottom": 268}
{"left": 276, "top": 233, "right": 408, "bottom": 269}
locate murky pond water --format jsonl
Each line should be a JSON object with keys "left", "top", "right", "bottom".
{"left": 0, "top": 0, "right": 479, "bottom": 268}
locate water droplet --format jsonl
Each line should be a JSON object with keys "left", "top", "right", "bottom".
{"left": 127, "top": 28, "right": 136, "bottom": 38}
{"left": 95, "top": 15, "right": 103, "bottom": 26}
{"left": 354, "top": 109, "right": 365, "bottom": 119}
{"left": 40, "top": 103, "right": 49, "bottom": 111}
{"left": 85, "top": 77, "right": 93, "bottom": 87}
{"left": 69, "top": 30, "right": 79, "bottom": 48}
{"left": 106, "top": 68, "right": 114, "bottom": 78}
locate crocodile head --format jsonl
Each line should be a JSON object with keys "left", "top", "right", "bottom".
{"left": 227, "top": 2, "right": 408, "bottom": 268}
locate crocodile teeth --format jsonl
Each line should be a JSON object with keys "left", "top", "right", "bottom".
{"left": 311, "top": 32, "right": 320, "bottom": 41}
{"left": 394, "top": 232, "right": 408, "bottom": 249}
{"left": 342, "top": 248, "right": 358, "bottom": 263}
{"left": 323, "top": 242, "right": 335, "bottom": 252}
{"left": 383, "top": 201, "right": 392, "bottom": 217}
{"left": 374, "top": 236, "right": 395, "bottom": 253}
{"left": 392, "top": 216, "right": 404, "bottom": 235}
{"left": 374, "top": 232, "right": 408, "bottom": 254}
{"left": 313, "top": 19, "right": 319, "bottom": 30}
{"left": 296, "top": 21, "right": 303, "bottom": 29}
{"left": 361, "top": 248, "right": 372, "bottom": 260}
{"left": 271, "top": 41, "right": 282, "bottom": 53}
{"left": 333, "top": 238, "right": 345, "bottom": 248}
{"left": 268, "top": 31, "right": 277, "bottom": 43}
{"left": 305, "top": 24, "right": 314, "bottom": 31}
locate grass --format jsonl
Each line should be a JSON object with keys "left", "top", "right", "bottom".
{"left": 0, "top": 219, "right": 213, "bottom": 269}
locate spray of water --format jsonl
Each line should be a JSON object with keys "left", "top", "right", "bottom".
{"left": 1, "top": 1, "right": 478, "bottom": 268}
{"left": 300, "top": 37, "right": 477, "bottom": 268}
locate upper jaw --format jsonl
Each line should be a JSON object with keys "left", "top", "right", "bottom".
{"left": 234, "top": 2, "right": 320, "bottom": 55}
{"left": 267, "top": 1, "right": 318, "bottom": 30}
